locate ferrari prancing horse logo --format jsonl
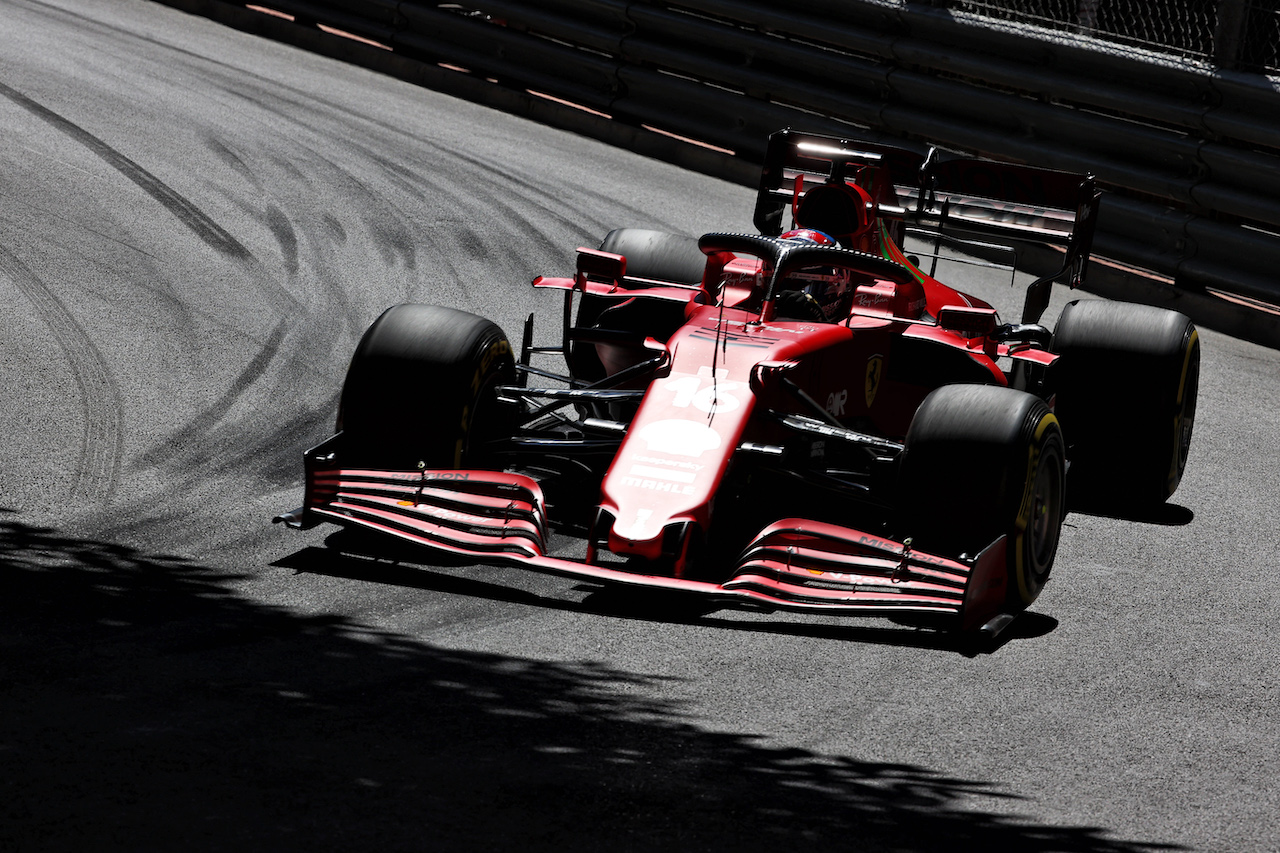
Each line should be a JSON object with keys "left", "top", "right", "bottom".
{"left": 865, "top": 354, "right": 884, "bottom": 407}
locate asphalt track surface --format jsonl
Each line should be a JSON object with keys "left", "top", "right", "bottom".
{"left": 2, "top": 1, "right": 1278, "bottom": 851}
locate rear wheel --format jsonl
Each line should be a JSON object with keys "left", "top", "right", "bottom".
{"left": 570, "top": 229, "right": 705, "bottom": 383}
{"left": 597, "top": 229, "right": 707, "bottom": 284}
{"left": 338, "top": 304, "right": 514, "bottom": 469}
{"left": 1051, "top": 299, "right": 1199, "bottom": 507}
{"left": 899, "top": 384, "right": 1066, "bottom": 608}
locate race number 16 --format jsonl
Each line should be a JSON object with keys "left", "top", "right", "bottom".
{"left": 662, "top": 373, "right": 745, "bottom": 413}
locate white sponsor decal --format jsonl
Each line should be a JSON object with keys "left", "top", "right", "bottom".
{"left": 629, "top": 464, "right": 696, "bottom": 483}
{"left": 634, "top": 455, "right": 704, "bottom": 472}
{"left": 619, "top": 477, "right": 696, "bottom": 496}
{"left": 636, "top": 419, "right": 722, "bottom": 458}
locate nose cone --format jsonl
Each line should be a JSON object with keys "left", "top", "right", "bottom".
{"left": 601, "top": 402, "right": 743, "bottom": 564}
{"left": 607, "top": 508, "right": 668, "bottom": 561}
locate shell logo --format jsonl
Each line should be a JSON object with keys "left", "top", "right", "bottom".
{"left": 636, "top": 419, "right": 722, "bottom": 458}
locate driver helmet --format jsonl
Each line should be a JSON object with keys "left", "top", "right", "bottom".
{"left": 778, "top": 228, "right": 852, "bottom": 321}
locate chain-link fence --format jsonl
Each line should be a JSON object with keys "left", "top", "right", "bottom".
{"left": 938, "top": 0, "right": 1280, "bottom": 73}
{"left": 1236, "top": 0, "right": 1280, "bottom": 72}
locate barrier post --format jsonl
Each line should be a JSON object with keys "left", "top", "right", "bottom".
{"left": 1213, "top": 0, "right": 1250, "bottom": 70}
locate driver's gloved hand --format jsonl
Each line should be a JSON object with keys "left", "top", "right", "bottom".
{"left": 775, "top": 289, "right": 826, "bottom": 321}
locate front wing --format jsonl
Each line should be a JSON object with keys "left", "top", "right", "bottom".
{"left": 275, "top": 467, "right": 1013, "bottom": 635}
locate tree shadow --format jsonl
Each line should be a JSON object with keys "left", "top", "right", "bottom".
{"left": 1, "top": 510, "right": 1180, "bottom": 853}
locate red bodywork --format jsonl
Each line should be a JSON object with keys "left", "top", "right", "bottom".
{"left": 280, "top": 130, "right": 1098, "bottom": 636}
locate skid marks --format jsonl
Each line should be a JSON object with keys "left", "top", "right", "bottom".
{"left": 360, "top": 148, "right": 582, "bottom": 298}
{"left": 264, "top": 205, "right": 300, "bottom": 275}
{"left": 167, "top": 299, "right": 354, "bottom": 464}
{"left": 0, "top": 81, "right": 250, "bottom": 261}
{"left": 429, "top": 138, "right": 703, "bottom": 246}
{"left": 0, "top": 244, "right": 122, "bottom": 503}
{"left": 194, "top": 78, "right": 427, "bottom": 278}
{"left": 87, "top": 312, "right": 346, "bottom": 544}
{"left": 195, "top": 136, "right": 375, "bottom": 341}
{"left": 206, "top": 135, "right": 263, "bottom": 190}
{"left": 137, "top": 320, "right": 290, "bottom": 470}
{"left": 306, "top": 149, "right": 419, "bottom": 273}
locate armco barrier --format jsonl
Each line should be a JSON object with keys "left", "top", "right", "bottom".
{"left": 155, "top": 0, "right": 1280, "bottom": 321}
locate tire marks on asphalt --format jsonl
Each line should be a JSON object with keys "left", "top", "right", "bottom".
{"left": 264, "top": 205, "right": 300, "bottom": 275}
{"left": 138, "top": 319, "right": 290, "bottom": 470}
{"left": 0, "top": 245, "right": 122, "bottom": 502}
{"left": 0, "top": 81, "right": 251, "bottom": 260}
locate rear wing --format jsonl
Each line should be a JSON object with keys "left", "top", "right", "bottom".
{"left": 754, "top": 129, "right": 928, "bottom": 232}
{"left": 754, "top": 129, "right": 1101, "bottom": 322}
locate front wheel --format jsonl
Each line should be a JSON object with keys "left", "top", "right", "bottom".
{"left": 899, "top": 384, "right": 1066, "bottom": 609}
{"left": 338, "top": 304, "right": 514, "bottom": 469}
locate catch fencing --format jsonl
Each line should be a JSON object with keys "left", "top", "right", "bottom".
{"left": 161, "top": 0, "right": 1280, "bottom": 309}
{"left": 944, "top": 0, "right": 1280, "bottom": 74}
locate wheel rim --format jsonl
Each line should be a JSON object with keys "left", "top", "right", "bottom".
{"left": 1176, "top": 348, "right": 1200, "bottom": 475}
{"left": 1028, "top": 445, "right": 1064, "bottom": 574}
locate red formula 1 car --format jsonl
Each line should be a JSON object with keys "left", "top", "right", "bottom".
{"left": 276, "top": 129, "right": 1200, "bottom": 639}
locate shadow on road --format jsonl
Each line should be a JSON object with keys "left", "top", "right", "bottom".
{"left": 1067, "top": 500, "right": 1195, "bottom": 527}
{"left": 281, "top": 539, "right": 1058, "bottom": 657}
{"left": 2, "top": 510, "right": 1180, "bottom": 852}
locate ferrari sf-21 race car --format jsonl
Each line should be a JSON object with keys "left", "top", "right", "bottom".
{"left": 276, "top": 129, "right": 1200, "bottom": 639}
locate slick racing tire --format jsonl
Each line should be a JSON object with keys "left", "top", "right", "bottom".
{"left": 1051, "top": 299, "right": 1199, "bottom": 508}
{"left": 598, "top": 229, "right": 708, "bottom": 285}
{"left": 570, "top": 229, "right": 705, "bottom": 383}
{"left": 338, "top": 304, "right": 514, "bottom": 469}
{"left": 900, "top": 384, "right": 1066, "bottom": 609}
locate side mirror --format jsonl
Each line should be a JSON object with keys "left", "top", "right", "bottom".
{"left": 938, "top": 305, "right": 998, "bottom": 338}
{"left": 575, "top": 248, "right": 626, "bottom": 291}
